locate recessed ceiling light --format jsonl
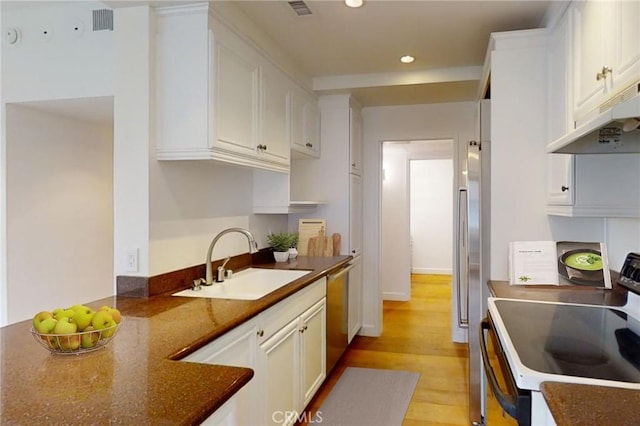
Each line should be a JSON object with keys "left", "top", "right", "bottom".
{"left": 345, "top": 0, "right": 364, "bottom": 8}
{"left": 400, "top": 55, "right": 415, "bottom": 64}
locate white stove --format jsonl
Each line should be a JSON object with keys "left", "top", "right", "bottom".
{"left": 487, "top": 296, "right": 640, "bottom": 391}
{"left": 482, "top": 291, "right": 640, "bottom": 425}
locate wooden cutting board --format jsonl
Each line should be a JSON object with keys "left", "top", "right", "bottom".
{"left": 308, "top": 231, "right": 341, "bottom": 257}
{"left": 298, "top": 219, "right": 326, "bottom": 256}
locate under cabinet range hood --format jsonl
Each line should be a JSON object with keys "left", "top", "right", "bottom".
{"left": 548, "top": 83, "right": 640, "bottom": 154}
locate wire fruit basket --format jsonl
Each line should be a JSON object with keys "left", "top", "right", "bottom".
{"left": 30, "top": 322, "right": 121, "bottom": 355}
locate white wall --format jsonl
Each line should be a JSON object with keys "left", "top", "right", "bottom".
{"left": 1, "top": 1, "right": 115, "bottom": 103}
{"left": 381, "top": 144, "right": 410, "bottom": 300}
{"left": 489, "top": 31, "right": 553, "bottom": 279}
{"left": 1, "top": 1, "right": 115, "bottom": 325}
{"left": 410, "top": 159, "right": 453, "bottom": 274}
{"left": 6, "top": 104, "right": 113, "bottom": 324}
{"left": 362, "top": 101, "right": 477, "bottom": 336}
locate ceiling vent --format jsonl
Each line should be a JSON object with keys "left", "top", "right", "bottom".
{"left": 288, "top": 1, "right": 313, "bottom": 16}
{"left": 93, "top": 9, "right": 113, "bottom": 31}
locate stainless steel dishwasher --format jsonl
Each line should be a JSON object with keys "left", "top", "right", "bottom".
{"left": 326, "top": 262, "right": 355, "bottom": 373}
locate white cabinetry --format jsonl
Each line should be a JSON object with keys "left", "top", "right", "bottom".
{"left": 155, "top": 5, "right": 291, "bottom": 172}
{"left": 312, "top": 94, "right": 363, "bottom": 340}
{"left": 290, "top": 88, "right": 321, "bottom": 158}
{"left": 570, "top": 0, "right": 640, "bottom": 123}
{"left": 350, "top": 106, "right": 363, "bottom": 175}
{"left": 546, "top": 154, "right": 574, "bottom": 207}
{"left": 347, "top": 257, "right": 362, "bottom": 343}
{"left": 182, "top": 277, "right": 326, "bottom": 425}
{"left": 547, "top": 154, "right": 640, "bottom": 217}
{"left": 349, "top": 173, "right": 363, "bottom": 257}
{"left": 259, "top": 298, "right": 326, "bottom": 426}
{"left": 317, "top": 94, "right": 363, "bottom": 256}
{"left": 181, "top": 318, "right": 259, "bottom": 426}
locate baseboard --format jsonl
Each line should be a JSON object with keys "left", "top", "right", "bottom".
{"left": 382, "top": 291, "right": 410, "bottom": 301}
{"left": 357, "top": 323, "right": 381, "bottom": 337}
{"left": 411, "top": 267, "right": 452, "bottom": 275}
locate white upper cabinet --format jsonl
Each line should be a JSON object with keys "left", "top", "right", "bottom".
{"left": 260, "top": 62, "right": 291, "bottom": 166}
{"left": 213, "top": 26, "right": 261, "bottom": 160}
{"left": 290, "top": 88, "right": 321, "bottom": 158}
{"left": 570, "top": 0, "right": 640, "bottom": 123}
{"left": 156, "top": 5, "right": 319, "bottom": 173}
{"left": 349, "top": 106, "right": 363, "bottom": 176}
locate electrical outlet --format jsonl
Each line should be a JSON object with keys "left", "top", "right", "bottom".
{"left": 125, "top": 248, "right": 139, "bottom": 273}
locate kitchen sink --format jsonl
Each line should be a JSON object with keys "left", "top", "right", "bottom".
{"left": 172, "top": 268, "right": 311, "bottom": 300}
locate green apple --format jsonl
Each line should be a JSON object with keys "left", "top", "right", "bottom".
{"left": 58, "top": 333, "right": 81, "bottom": 351}
{"left": 53, "top": 316, "right": 77, "bottom": 334}
{"left": 80, "top": 326, "right": 100, "bottom": 349}
{"left": 35, "top": 317, "right": 58, "bottom": 334}
{"left": 32, "top": 311, "right": 54, "bottom": 330}
{"left": 52, "top": 308, "right": 75, "bottom": 320}
{"left": 72, "top": 306, "right": 95, "bottom": 331}
{"left": 53, "top": 317, "right": 79, "bottom": 351}
{"left": 91, "top": 310, "right": 117, "bottom": 338}
{"left": 98, "top": 306, "right": 122, "bottom": 324}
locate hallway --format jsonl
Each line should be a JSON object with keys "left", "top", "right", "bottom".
{"left": 306, "top": 274, "right": 470, "bottom": 425}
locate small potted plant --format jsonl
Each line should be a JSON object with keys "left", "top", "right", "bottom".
{"left": 268, "top": 232, "right": 294, "bottom": 262}
{"left": 288, "top": 232, "right": 299, "bottom": 259}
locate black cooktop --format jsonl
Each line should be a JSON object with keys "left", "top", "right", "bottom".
{"left": 493, "top": 300, "right": 640, "bottom": 383}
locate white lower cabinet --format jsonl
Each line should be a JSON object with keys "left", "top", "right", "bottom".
{"left": 181, "top": 318, "right": 259, "bottom": 426}
{"left": 182, "top": 278, "right": 326, "bottom": 426}
{"left": 258, "top": 298, "right": 326, "bottom": 426}
{"left": 347, "top": 257, "right": 363, "bottom": 343}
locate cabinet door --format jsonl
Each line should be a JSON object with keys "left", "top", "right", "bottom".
{"left": 259, "top": 319, "right": 300, "bottom": 426}
{"left": 349, "top": 173, "right": 363, "bottom": 256}
{"left": 214, "top": 36, "right": 259, "bottom": 155}
{"left": 303, "top": 100, "right": 320, "bottom": 157}
{"left": 546, "top": 154, "right": 574, "bottom": 206}
{"left": 300, "top": 298, "right": 326, "bottom": 409}
{"left": 290, "top": 90, "right": 306, "bottom": 152}
{"left": 348, "top": 258, "right": 362, "bottom": 343}
{"left": 349, "top": 106, "right": 363, "bottom": 175}
{"left": 291, "top": 90, "right": 320, "bottom": 158}
{"left": 611, "top": 0, "right": 640, "bottom": 93}
{"left": 261, "top": 65, "right": 290, "bottom": 166}
{"left": 181, "top": 319, "right": 259, "bottom": 426}
{"left": 571, "top": 0, "right": 611, "bottom": 119}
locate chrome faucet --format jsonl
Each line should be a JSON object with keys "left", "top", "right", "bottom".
{"left": 204, "top": 228, "right": 258, "bottom": 285}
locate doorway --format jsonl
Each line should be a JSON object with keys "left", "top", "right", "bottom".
{"left": 380, "top": 139, "right": 454, "bottom": 301}
{"left": 3, "top": 98, "right": 114, "bottom": 325}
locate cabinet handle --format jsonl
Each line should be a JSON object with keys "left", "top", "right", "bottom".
{"left": 596, "top": 66, "right": 612, "bottom": 81}
{"left": 561, "top": 186, "right": 569, "bottom": 192}
{"left": 256, "top": 144, "right": 267, "bottom": 151}
{"left": 262, "top": 144, "right": 267, "bottom": 151}
{"left": 299, "top": 325, "right": 308, "bottom": 333}
{"left": 352, "top": 163, "right": 356, "bottom": 167}
{"left": 305, "top": 142, "right": 313, "bottom": 148}
{"left": 257, "top": 330, "right": 264, "bottom": 337}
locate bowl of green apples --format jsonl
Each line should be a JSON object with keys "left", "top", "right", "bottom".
{"left": 30, "top": 304, "right": 122, "bottom": 355}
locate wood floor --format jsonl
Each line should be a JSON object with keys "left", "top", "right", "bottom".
{"left": 303, "top": 274, "right": 471, "bottom": 426}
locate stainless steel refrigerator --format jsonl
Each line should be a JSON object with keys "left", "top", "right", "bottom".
{"left": 454, "top": 100, "right": 491, "bottom": 425}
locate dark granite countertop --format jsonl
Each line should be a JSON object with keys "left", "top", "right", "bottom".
{"left": 0, "top": 255, "right": 351, "bottom": 425}
{"left": 489, "top": 278, "right": 640, "bottom": 425}
{"left": 541, "top": 382, "right": 640, "bottom": 426}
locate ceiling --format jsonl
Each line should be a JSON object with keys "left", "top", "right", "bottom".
{"left": 228, "top": 0, "right": 555, "bottom": 106}
{"left": 103, "top": 0, "right": 555, "bottom": 106}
